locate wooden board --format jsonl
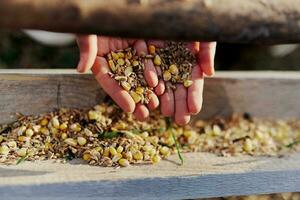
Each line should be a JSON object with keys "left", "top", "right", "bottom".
{"left": 0, "top": 70, "right": 300, "bottom": 199}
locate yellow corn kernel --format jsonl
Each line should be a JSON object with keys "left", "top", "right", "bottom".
{"left": 88, "top": 110, "right": 99, "bottom": 121}
{"left": 0, "top": 135, "right": 3, "bottom": 143}
{"left": 117, "top": 58, "right": 125, "bottom": 66}
{"left": 108, "top": 60, "right": 116, "bottom": 72}
{"left": 125, "top": 152, "right": 133, "bottom": 160}
{"left": 244, "top": 139, "right": 253, "bottom": 153}
{"left": 18, "top": 136, "right": 27, "bottom": 142}
{"left": 40, "top": 127, "right": 50, "bottom": 135}
{"left": 59, "top": 123, "right": 68, "bottom": 131}
{"left": 40, "top": 118, "right": 49, "bottom": 126}
{"left": 124, "top": 67, "right": 133, "bottom": 76}
{"left": 112, "top": 153, "right": 123, "bottom": 162}
{"left": 50, "top": 127, "right": 58, "bottom": 135}
{"left": 44, "top": 142, "right": 52, "bottom": 151}
{"left": 109, "top": 146, "right": 117, "bottom": 156}
{"left": 135, "top": 87, "right": 144, "bottom": 95}
{"left": 103, "top": 147, "right": 110, "bottom": 157}
{"left": 169, "top": 64, "right": 179, "bottom": 75}
{"left": 213, "top": 125, "right": 222, "bottom": 136}
{"left": 151, "top": 155, "right": 161, "bottom": 164}
{"left": 17, "top": 126, "right": 26, "bottom": 136}
{"left": 111, "top": 52, "right": 119, "bottom": 60}
{"left": 133, "top": 151, "right": 143, "bottom": 161}
{"left": 0, "top": 145, "right": 9, "bottom": 155}
{"left": 148, "top": 45, "right": 156, "bottom": 54}
{"left": 153, "top": 55, "right": 162, "bottom": 66}
{"left": 70, "top": 123, "right": 81, "bottom": 132}
{"left": 130, "top": 91, "right": 142, "bottom": 103}
{"left": 83, "top": 153, "right": 91, "bottom": 161}
{"left": 61, "top": 133, "right": 67, "bottom": 140}
{"left": 25, "top": 128, "right": 34, "bottom": 137}
{"left": 17, "top": 148, "right": 27, "bottom": 157}
{"left": 183, "top": 80, "right": 193, "bottom": 88}
{"left": 51, "top": 117, "right": 60, "bottom": 129}
{"left": 64, "top": 138, "right": 77, "bottom": 147}
{"left": 148, "top": 149, "right": 156, "bottom": 156}
{"left": 119, "top": 158, "right": 130, "bottom": 167}
{"left": 117, "top": 146, "right": 124, "bottom": 153}
{"left": 132, "top": 60, "right": 139, "bottom": 67}
{"left": 117, "top": 52, "right": 125, "bottom": 58}
{"left": 77, "top": 137, "right": 87, "bottom": 146}
{"left": 121, "top": 81, "right": 131, "bottom": 91}
{"left": 84, "top": 128, "right": 93, "bottom": 137}
{"left": 32, "top": 125, "right": 41, "bottom": 133}
{"left": 126, "top": 51, "right": 132, "bottom": 59}
{"left": 159, "top": 146, "right": 170, "bottom": 156}
{"left": 163, "top": 71, "right": 172, "bottom": 81}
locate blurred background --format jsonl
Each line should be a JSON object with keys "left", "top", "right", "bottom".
{"left": 0, "top": 30, "right": 300, "bottom": 70}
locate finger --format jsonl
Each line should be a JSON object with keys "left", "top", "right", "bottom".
{"left": 134, "top": 40, "right": 158, "bottom": 87}
{"left": 147, "top": 92, "right": 159, "bottom": 111}
{"left": 154, "top": 67, "right": 165, "bottom": 96}
{"left": 199, "top": 42, "right": 217, "bottom": 76}
{"left": 134, "top": 104, "right": 149, "bottom": 121}
{"left": 76, "top": 35, "right": 97, "bottom": 73}
{"left": 174, "top": 85, "right": 191, "bottom": 125}
{"left": 92, "top": 57, "right": 135, "bottom": 113}
{"left": 188, "top": 64, "right": 204, "bottom": 115}
{"left": 160, "top": 87, "right": 175, "bottom": 117}
{"left": 97, "top": 36, "right": 129, "bottom": 56}
{"left": 147, "top": 40, "right": 165, "bottom": 48}
{"left": 186, "top": 42, "right": 200, "bottom": 55}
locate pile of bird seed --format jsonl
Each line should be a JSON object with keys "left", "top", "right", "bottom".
{"left": 0, "top": 103, "right": 300, "bottom": 167}
{"left": 106, "top": 41, "right": 196, "bottom": 104}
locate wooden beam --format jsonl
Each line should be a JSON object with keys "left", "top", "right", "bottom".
{"left": 0, "top": 0, "right": 300, "bottom": 43}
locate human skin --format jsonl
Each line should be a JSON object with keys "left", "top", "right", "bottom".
{"left": 76, "top": 35, "right": 216, "bottom": 125}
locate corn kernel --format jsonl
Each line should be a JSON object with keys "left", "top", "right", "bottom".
{"left": 0, "top": 135, "right": 3, "bottom": 143}
{"left": 169, "top": 64, "right": 179, "bottom": 75}
{"left": 132, "top": 60, "right": 139, "bottom": 67}
{"left": 148, "top": 149, "right": 156, "bottom": 156}
{"left": 125, "top": 152, "right": 133, "bottom": 160}
{"left": 163, "top": 71, "right": 172, "bottom": 81}
{"left": 51, "top": 117, "right": 60, "bottom": 129}
{"left": 109, "top": 146, "right": 117, "bottom": 156}
{"left": 213, "top": 125, "right": 222, "bottom": 136}
{"left": 108, "top": 60, "right": 116, "bottom": 72}
{"left": 153, "top": 55, "right": 162, "bottom": 66}
{"left": 32, "top": 125, "right": 41, "bottom": 133}
{"left": 117, "top": 146, "right": 124, "bottom": 153}
{"left": 119, "top": 158, "right": 130, "bottom": 167}
{"left": 61, "top": 133, "right": 67, "bottom": 140}
{"left": 50, "top": 127, "right": 58, "bottom": 135}
{"left": 17, "top": 126, "right": 26, "bottom": 136}
{"left": 64, "top": 138, "right": 77, "bottom": 146}
{"left": 117, "top": 52, "right": 125, "bottom": 58}
{"left": 121, "top": 81, "right": 131, "bottom": 91}
{"left": 159, "top": 146, "right": 170, "bottom": 156}
{"left": 59, "top": 123, "right": 68, "bottom": 131}
{"left": 40, "top": 127, "right": 50, "bottom": 135}
{"left": 70, "top": 123, "right": 81, "bottom": 132}
{"left": 17, "top": 148, "right": 27, "bottom": 157}
{"left": 40, "top": 118, "right": 49, "bottom": 126}
{"left": 151, "top": 155, "right": 161, "bottom": 164}
{"left": 0, "top": 145, "right": 9, "bottom": 155}
{"left": 133, "top": 151, "right": 143, "bottom": 161}
{"left": 18, "top": 136, "right": 27, "bottom": 142}
{"left": 25, "top": 128, "right": 34, "bottom": 137}
{"left": 8, "top": 141, "right": 17, "bottom": 149}
{"left": 77, "top": 137, "right": 87, "bottom": 146}
{"left": 148, "top": 45, "right": 156, "bottom": 54}
{"left": 88, "top": 110, "right": 99, "bottom": 121}
{"left": 130, "top": 91, "right": 142, "bottom": 103}
{"left": 103, "top": 147, "right": 110, "bottom": 157}
{"left": 112, "top": 153, "right": 122, "bottom": 162}
{"left": 111, "top": 52, "right": 119, "bottom": 60}
{"left": 244, "top": 139, "right": 253, "bottom": 152}
{"left": 83, "top": 153, "right": 91, "bottom": 161}
{"left": 84, "top": 128, "right": 93, "bottom": 137}
{"left": 124, "top": 67, "right": 133, "bottom": 76}
{"left": 134, "top": 87, "right": 144, "bottom": 95}
{"left": 183, "top": 80, "right": 193, "bottom": 88}
{"left": 117, "top": 58, "right": 125, "bottom": 66}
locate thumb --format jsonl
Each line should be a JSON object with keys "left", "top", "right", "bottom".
{"left": 198, "top": 42, "right": 217, "bottom": 76}
{"left": 76, "top": 35, "right": 97, "bottom": 73}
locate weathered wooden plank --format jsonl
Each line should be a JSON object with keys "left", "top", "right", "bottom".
{"left": 1, "top": 152, "right": 300, "bottom": 199}
{"left": 1, "top": 70, "right": 300, "bottom": 124}
{"left": 0, "top": 0, "right": 300, "bottom": 43}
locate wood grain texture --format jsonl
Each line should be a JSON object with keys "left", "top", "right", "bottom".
{"left": 0, "top": 0, "right": 300, "bottom": 43}
{"left": 1, "top": 152, "right": 300, "bottom": 199}
{"left": 1, "top": 70, "right": 300, "bottom": 199}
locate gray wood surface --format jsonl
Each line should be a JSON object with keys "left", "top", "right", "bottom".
{"left": 0, "top": 0, "right": 300, "bottom": 43}
{"left": 0, "top": 70, "right": 300, "bottom": 199}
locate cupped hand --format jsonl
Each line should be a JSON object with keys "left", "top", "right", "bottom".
{"left": 147, "top": 40, "right": 216, "bottom": 125}
{"left": 76, "top": 35, "right": 160, "bottom": 121}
